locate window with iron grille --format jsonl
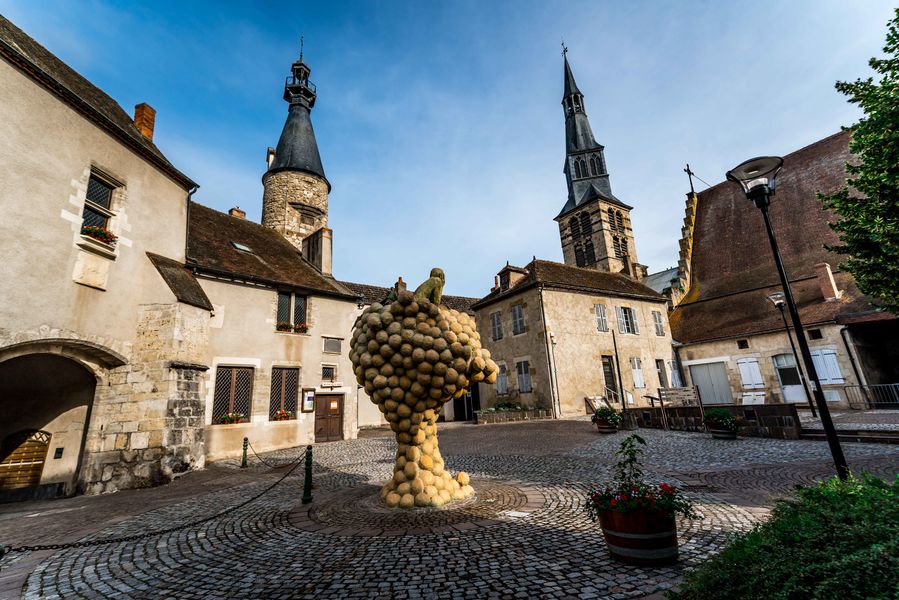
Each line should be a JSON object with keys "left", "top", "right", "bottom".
{"left": 321, "top": 364, "right": 337, "bottom": 382}
{"left": 516, "top": 360, "right": 532, "bottom": 393}
{"left": 511, "top": 304, "right": 526, "bottom": 335}
{"left": 269, "top": 367, "right": 299, "bottom": 420}
{"left": 212, "top": 366, "right": 254, "bottom": 424}
{"left": 82, "top": 173, "right": 116, "bottom": 232}
{"left": 490, "top": 311, "right": 503, "bottom": 340}
{"left": 652, "top": 310, "right": 665, "bottom": 336}
{"left": 594, "top": 304, "right": 608, "bottom": 332}
{"left": 323, "top": 337, "right": 342, "bottom": 354}
{"left": 276, "top": 292, "right": 308, "bottom": 332}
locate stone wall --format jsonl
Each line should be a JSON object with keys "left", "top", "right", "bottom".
{"left": 474, "top": 409, "right": 552, "bottom": 424}
{"left": 261, "top": 170, "right": 329, "bottom": 251}
{"left": 627, "top": 404, "right": 802, "bottom": 439}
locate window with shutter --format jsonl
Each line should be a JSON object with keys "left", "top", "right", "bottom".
{"left": 490, "top": 311, "right": 503, "bottom": 340}
{"left": 629, "top": 357, "right": 645, "bottom": 388}
{"left": 668, "top": 361, "right": 683, "bottom": 387}
{"left": 594, "top": 304, "right": 608, "bottom": 332}
{"left": 516, "top": 361, "right": 532, "bottom": 393}
{"left": 617, "top": 307, "right": 638, "bottom": 334}
{"left": 736, "top": 358, "right": 765, "bottom": 389}
{"left": 810, "top": 349, "right": 844, "bottom": 384}
{"left": 652, "top": 311, "right": 665, "bottom": 336}
{"left": 511, "top": 305, "right": 526, "bottom": 335}
{"left": 496, "top": 365, "right": 509, "bottom": 395}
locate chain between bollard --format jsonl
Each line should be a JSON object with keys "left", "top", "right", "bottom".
{"left": 0, "top": 447, "right": 306, "bottom": 562}
{"left": 302, "top": 445, "right": 314, "bottom": 504}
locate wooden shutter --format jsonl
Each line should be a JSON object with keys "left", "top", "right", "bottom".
{"left": 595, "top": 304, "right": 607, "bottom": 331}
{"left": 811, "top": 349, "right": 844, "bottom": 384}
{"left": 736, "top": 358, "right": 765, "bottom": 389}
{"left": 615, "top": 306, "right": 626, "bottom": 333}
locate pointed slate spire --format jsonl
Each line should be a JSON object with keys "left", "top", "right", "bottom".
{"left": 563, "top": 50, "right": 581, "bottom": 98}
{"left": 267, "top": 48, "right": 328, "bottom": 187}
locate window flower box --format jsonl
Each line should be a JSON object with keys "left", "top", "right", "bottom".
{"left": 294, "top": 323, "right": 308, "bottom": 334}
{"left": 276, "top": 322, "right": 294, "bottom": 332}
{"left": 219, "top": 412, "right": 245, "bottom": 425}
{"left": 273, "top": 409, "right": 295, "bottom": 421}
{"left": 81, "top": 225, "right": 118, "bottom": 246}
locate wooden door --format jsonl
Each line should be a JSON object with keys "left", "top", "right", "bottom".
{"left": 601, "top": 356, "right": 618, "bottom": 399}
{"left": 314, "top": 394, "right": 343, "bottom": 442}
{"left": 689, "top": 362, "right": 732, "bottom": 404}
{"left": 0, "top": 431, "right": 51, "bottom": 490}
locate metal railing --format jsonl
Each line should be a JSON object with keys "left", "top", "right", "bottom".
{"left": 844, "top": 384, "right": 899, "bottom": 409}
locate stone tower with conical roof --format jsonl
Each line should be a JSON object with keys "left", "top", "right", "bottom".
{"left": 554, "top": 51, "right": 644, "bottom": 280}
{"left": 262, "top": 49, "right": 332, "bottom": 272}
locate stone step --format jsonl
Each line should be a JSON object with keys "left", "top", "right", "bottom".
{"left": 800, "top": 428, "right": 899, "bottom": 445}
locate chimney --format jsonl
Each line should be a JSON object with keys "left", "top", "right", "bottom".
{"left": 133, "top": 103, "right": 156, "bottom": 140}
{"left": 266, "top": 147, "right": 276, "bottom": 168}
{"left": 229, "top": 207, "right": 246, "bottom": 219}
{"left": 814, "top": 262, "right": 842, "bottom": 301}
{"left": 302, "top": 227, "right": 332, "bottom": 276}
{"left": 491, "top": 275, "right": 499, "bottom": 292}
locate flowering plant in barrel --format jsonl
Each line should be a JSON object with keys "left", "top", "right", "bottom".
{"left": 703, "top": 407, "right": 739, "bottom": 439}
{"left": 591, "top": 406, "right": 622, "bottom": 433}
{"left": 586, "top": 434, "right": 695, "bottom": 565}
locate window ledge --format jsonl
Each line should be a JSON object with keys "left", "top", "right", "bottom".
{"left": 77, "top": 235, "right": 117, "bottom": 260}
{"left": 275, "top": 331, "right": 310, "bottom": 336}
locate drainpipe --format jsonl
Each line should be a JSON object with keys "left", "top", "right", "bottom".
{"left": 185, "top": 185, "right": 199, "bottom": 262}
{"left": 537, "top": 285, "right": 560, "bottom": 419}
{"left": 611, "top": 329, "right": 626, "bottom": 408}
{"left": 839, "top": 327, "right": 866, "bottom": 387}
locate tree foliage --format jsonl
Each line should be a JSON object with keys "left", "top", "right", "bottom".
{"left": 820, "top": 8, "right": 899, "bottom": 314}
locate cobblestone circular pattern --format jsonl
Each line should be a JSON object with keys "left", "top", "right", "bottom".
{"left": 292, "top": 479, "right": 542, "bottom": 536}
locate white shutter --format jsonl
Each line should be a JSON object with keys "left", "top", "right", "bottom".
{"left": 632, "top": 310, "right": 640, "bottom": 334}
{"left": 630, "top": 357, "right": 645, "bottom": 388}
{"left": 615, "top": 306, "right": 626, "bottom": 333}
{"left": 736, "top": 358, "right": 764, "bottom": 389}
{"left": 595, "top": 304, "right": 608, "bottom": 331}
{"left": 668, "top": 361, "right": 683, "bottom": 387}
{"left": 812, "top": 349, "right": 844, "bottom": 384}
{"left": 810, "top": 350, "right": 829, "bottom": 384}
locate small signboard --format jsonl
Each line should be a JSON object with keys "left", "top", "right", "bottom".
{"left": 302, "top": 388, "right": 315, "bottom": 413}
{"left": 329, "top": 399, "right": 338, "bottom": 410}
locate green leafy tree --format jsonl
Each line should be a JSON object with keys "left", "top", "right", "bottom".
{"left": 820, "top": 9, "right": 899, "bottom": 314}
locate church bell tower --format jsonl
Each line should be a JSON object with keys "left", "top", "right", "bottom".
{"left": 553, "top": 50, "right": 645, "bottom": 280}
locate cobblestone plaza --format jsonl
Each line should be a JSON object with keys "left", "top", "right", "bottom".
{"left": 1, "top": 420, "right": 897, "bottom": 599}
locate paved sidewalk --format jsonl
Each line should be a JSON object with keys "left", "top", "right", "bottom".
{"left": 0, "top": 422, "right": 896, "bottom": 599}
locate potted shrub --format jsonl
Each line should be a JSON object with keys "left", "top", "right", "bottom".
{"left": 273, "top": 409, "right": 294, "bottom": 421}
{"left": 703, "top": 407, "right": 739, "bottom": 439}
{"left": 586, "top": 434, "right": 696, "bottom": 566}
{"left": 276, "top": 322, "right": 293, "bottom": 332}
{"left": 219, "top": 412, "right": 245, "bottom": 425}
{"left": 81, "top": 225, "right": 118, "bottom": 245}
{"left": 591, "top": 406, "right": 622, "bottom": 433}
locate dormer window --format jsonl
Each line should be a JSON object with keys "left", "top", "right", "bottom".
{"left": 231, "top": 241, "right": 253, "bottom": 253}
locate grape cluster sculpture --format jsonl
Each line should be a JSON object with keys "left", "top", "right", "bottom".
{"left": 350, "top": 270, "right": 498, "bottom": 508}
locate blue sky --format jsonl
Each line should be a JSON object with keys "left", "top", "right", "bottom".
{"left": 2, "top": 1, "right": 894, "bottom": 297}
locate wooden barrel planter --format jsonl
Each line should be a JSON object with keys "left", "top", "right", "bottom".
{"left": 709, "top": 428, "right": 737, "bottom": 440}
{"left": 599, "top": 509, "right": 679, "bottom": 566}
{"left": 594, "top": 419, "right": 618, "bottom": 434}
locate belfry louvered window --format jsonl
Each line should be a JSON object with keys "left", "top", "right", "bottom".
{"left": 584, "top": 239, "right": 596, "bottom": 265}
{"left": 574, "top": 161, "right": 582, "bottom": 178}
{"left": 569, "top": 217, "right": 581, "bottom": 239}
{"left": 608, "top": 208, "right": 617, "bottom": 231}
{"left": 580, "top": 212, "right": 592, "bottom": 234}
{"left": 269, "top": 367, "right": 299, "bottom": 419}
{"left": 212, "top": 367, "right": 254, "bottom": 424}
{"left": 575, "top": 243, "right": 585, "bottom": 267}
{"left": 589, "top": 157, "right": 597, "bottom": 176}
{"left": 615, "top": 211, "right": 624, "bottom": 230}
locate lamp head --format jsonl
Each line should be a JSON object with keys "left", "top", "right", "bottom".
{"left": 726, "top": 156, "right": 783, "bottom": 207}
{"left": 356, "top": 294, "right": 365, "bottom": 309}
{"left": 767, "top": 291, "right": 786, "bottom": 310}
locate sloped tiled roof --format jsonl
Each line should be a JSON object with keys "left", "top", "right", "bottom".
{"left": 472, "top": 259, "right": 665, "bottom": 310}
{"left": 340, "top": 281, "right": 479, "bottom": 314}
{"left": 147, "top": 252, "right": 213, "bottom": 311}
{"left": 187, "top": 203, "right": 354, "bottom": 299}
{"left": 670, "top": 130, "right": 893, "bottom": 344}
{"left": 643, "top": 267, "right": 679, "bottom": 295}
{"left": 0, "top": 15, "right": 195, "bottom": 189}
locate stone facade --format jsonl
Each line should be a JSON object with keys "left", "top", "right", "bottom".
{"left": 558, "top": 200, "right": 642, "bottom": 277}
{"left": 261, "top": 170, "right": 329, "bottom": 251}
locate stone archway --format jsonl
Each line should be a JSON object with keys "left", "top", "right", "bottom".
{"left": 0, "top": 354, "right": 97, "bottom": 502}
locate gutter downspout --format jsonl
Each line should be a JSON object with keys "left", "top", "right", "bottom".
{"left": 185, "top": 185, "right": 199, "bottom": 262}
{"left": 611, "top": 329, "right": 626, "bottom": 408}
{"left": 839, "top": 326, "right": 866, "bottom": 386}
{"left": 537, "top": 284, "right": 560, "bottom": 419}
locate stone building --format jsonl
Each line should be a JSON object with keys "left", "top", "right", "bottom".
{"left": 473, "top": 53, "right": 676, "bottom": 416}
{"left": 0, "top": 16, "right": 376, "bottom": 500}
{"left": 668, "top": 130, "right": 899, "bottom": 408}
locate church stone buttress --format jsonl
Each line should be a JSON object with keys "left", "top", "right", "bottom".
{"left": 553, "top": 51, "right": 645, "bottom": 280}
{"left": 262, "top": 50, "right": 331, "bottom": 252}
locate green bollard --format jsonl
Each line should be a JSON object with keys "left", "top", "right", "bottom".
{"left": 302, "top": 445, "right": 313, "bottom": 504}
{"left": 240, "top": 437, "right": 248, "bottom": 469}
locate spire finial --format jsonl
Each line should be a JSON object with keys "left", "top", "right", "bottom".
{"left": 561, "top": 40, "right": 568, "bottom": 57}
{"left": 299, "top": 35, "right": 304, "bottom": 62}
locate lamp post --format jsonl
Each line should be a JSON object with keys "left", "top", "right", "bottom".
{"left": 727, "top": 157, "right": 848, "bottom": 480}
{"left": 767, "top": 292, "right": 816, "bottom": 418}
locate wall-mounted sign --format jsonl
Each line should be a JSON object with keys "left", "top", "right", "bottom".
{"left": 302, "top": 388, "right": 315, "bottom": 413}
{"left": 329, "top": 399, "right": 338, "bottom": 410}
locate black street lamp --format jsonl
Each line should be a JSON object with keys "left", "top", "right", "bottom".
{"left": 727, "top": 157, "right": 849, "bottom": 480}
{"left": 767, "top": 291, "right": 816, "bottom": 418}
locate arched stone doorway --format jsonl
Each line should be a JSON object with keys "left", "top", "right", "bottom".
{"left": 0, "top": 354, "right": 97, "bottom": 502}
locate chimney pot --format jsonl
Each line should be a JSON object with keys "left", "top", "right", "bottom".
{"left": 133, "top": 103, "right": 156, "bottom": 140}
{"left": 814, "top": 262, "right": 842, "bottom": 301}
{"left": 266, "top": 147, "right": 276, "bottom": 168}
{"left": 229, "top": 207, "right": 246, "bottom": 219}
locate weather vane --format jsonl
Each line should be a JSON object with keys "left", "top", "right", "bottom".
{"left": 561, "top": 40, "right": 568, "bottom": 56}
